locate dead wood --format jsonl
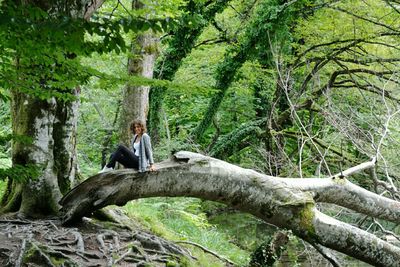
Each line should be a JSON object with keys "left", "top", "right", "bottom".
{"left": 59, "top": 151, "right": 400, "bottom": 266}
{"left": 176, "top": 240, "right": 235, "bottom": 266}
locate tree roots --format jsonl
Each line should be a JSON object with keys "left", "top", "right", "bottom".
{"left": 0, "top": 217, "right": 193, "bottom": 266}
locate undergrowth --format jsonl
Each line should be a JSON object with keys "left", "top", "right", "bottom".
{"left": 124, "top": 197, "right": 251, "bottom": 266}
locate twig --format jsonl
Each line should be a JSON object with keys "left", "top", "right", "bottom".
{"left": 311, "top": 243, "right": 342, "bottom": 267}
{"left": 330, "top": 157, "right": 376, "bottom": 179}
{"left": 175, "top": 240, "right": 235, "bottom": 266}
{"left": 373, "top": 219, "right": 400, "bottom": 241}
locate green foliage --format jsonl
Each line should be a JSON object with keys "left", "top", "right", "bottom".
{"left": 0, "top": 164, "right": 41, "bottom": 182}
{"left": 0, "top": 1, "right": 177, "bottom": 102}
{"left": 0, "top": 134, "right": 32, "bottom": 146}
{"left": 148, "top": 0, "right": 231, "bottom": 140}
{"left": 249, "top": 237, "right": 284, "bottom": 267}
{"left": 0, "top": 0, "right": 399, "bottom": 265}
{"left": 210, "top": 118, "right": 266, "bottom": 158}
{"left": 191, "top": 0, "right": 309, "bottom": 141}
{"left": 124, "top": 198, "right": 250, "bottom": 265}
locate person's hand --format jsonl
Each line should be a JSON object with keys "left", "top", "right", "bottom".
{"left": 149, "top": 164, "right": 156, "bottom": 172}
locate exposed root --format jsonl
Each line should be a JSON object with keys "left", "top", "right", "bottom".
{"left": 176, "top": 240, "right": 235, "bottom": 266}
{"left": 27, "top": 241, "right": 60, "bottom": 267}
{"left": 0, "top": 217, "right": 195, "bottom": 266}
{"left": 15, "top": 238, "right": 27, "bottom": 267}
{"left": 72, "top": 231, "right": 85, "bottom": 252}
{"left": 114, "top": 247, "right": 132, "bottom": 265}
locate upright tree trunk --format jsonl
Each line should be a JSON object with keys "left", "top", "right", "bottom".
{"left": 148, "top": 0, "right": 231, "bottom": 143}
{"left": 4, "top": 89, "right": 80, "bottom": 215}
{"left": 0, "top": 0, "right": 103, "bottom": 217}
{"left": 119, "top": 1, "right": 157, "bottom": 146}
{"left": 9, "top": 91, "right": 62, "bottom": 215}
{"left": 53, "top": 88, "right": 80, "bottom": 193}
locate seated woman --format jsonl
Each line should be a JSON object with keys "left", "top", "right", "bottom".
{"left": 99, "top": 120, "right": 155, "bottom": 173}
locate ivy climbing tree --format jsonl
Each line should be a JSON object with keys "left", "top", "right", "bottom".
{"left": 148, "top": 0, "right": 231, "bottom": 143}
{"left": 191, "top": 0, "right": 309, "bottom": 142}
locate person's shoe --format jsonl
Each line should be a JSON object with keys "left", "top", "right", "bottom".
{"left": 98, "top": 166, "right": 113, "bottom": 174}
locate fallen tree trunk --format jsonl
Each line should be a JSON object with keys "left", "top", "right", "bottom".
{"left": 60, "top": 151, "right": 400, "bottom": 266}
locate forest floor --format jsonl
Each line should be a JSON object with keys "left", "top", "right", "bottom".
{"left": 0, "top": 213, "right": 196, "bottom": 267}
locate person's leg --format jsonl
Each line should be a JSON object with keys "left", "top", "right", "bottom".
{"left": 117, "top": 150, "right": 138, "bottom": 169}
{"left": 106, "top": 145, "right": 138, "bottom": 169}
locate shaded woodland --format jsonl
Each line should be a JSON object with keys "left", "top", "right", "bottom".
{"left": 1, "top": 0, "right": 400, "bottom": 266}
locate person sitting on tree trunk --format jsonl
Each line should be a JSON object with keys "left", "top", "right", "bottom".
{"left": 99, "top": 120, "right": 156, "bottom": 173}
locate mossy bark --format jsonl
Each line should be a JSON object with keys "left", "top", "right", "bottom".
{"left": 60, "top": 152, "right": 400, "bottom": 266}
{"left": 0, "top": 0, "right": 101, "bottom": 217}
{"left": 147, "top": 0, "right": 231, "bottom": 143}
{"left": 7, "top": 90, "right": 62, "bottom": 216}
{"left": 53, "top": 89, "right": 80, "bottom": 194}
{"left": 119, "top": 2, "right": 157, "bottom": 145}
{"left": 3, "top": 88, "right": 79, "bottom": 216}
{"left": 2, "top": 81, "right": 79, "bottom": 217}
{"left": 0, "top": 180, "right": 22, "bottom": 213}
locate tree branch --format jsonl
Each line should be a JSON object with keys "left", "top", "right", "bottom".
{"left": 175, "top": 241, "right": 235, "bottom": 266}
{"left": 60, "top": 151, "right": 400, "bottom": 266}
{"left": 84, "top": 0, "right": 106, "bottom": 20}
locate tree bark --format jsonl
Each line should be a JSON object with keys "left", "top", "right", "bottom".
{"left": 53, "top": 88, "right": 80, "bottom": 194}
{"left": 60, "top": 151, "right": 400, "bottom": 266}
{"left": 9, "top": 91, "right": 62, "bottom": 215}
{"left": 1, "top": 0, "right": 104, "bottom": 216}
{"left": 118, "top": 1, "right": 157, "bottom": 146}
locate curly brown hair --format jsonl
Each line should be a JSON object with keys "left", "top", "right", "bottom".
{"left": 130, "top": 120, "right": 147, "bottom": 134}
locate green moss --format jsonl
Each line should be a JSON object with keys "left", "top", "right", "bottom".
{"left": 297, "top": 204, "right": 316, "bottom": 238}
{"left": 195, "top": 159, "right": 210, "bottom": 167}
{"left": 23, "top": 245, "right": 36, "bottom": 263}
{"left": 251, "top": 176, "right": 262, "bottom": 186}
{"left": 332, "top": 177, "right": 347, "bottom": 185}
{"left": 144, "top": 43, "right": 159, "bottom": 54}
{"left": 50, "top": 256, "right": 67, "bottom": 266}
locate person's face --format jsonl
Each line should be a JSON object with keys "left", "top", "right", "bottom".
{"left": 134, "top": 124, "right": 142, "bottom": 135}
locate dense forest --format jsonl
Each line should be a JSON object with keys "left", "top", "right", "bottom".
{"left": 1, "top": 0, "right": 400, "bottom": 266}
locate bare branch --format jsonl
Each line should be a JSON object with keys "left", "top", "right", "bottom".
{"left": 175, "top": 241, "right": 235, "bottom": 266}
{"left": 60, "top": 152, "right": 400, "bottom": 266}
{"left": 84, "top": 0, "right": 106, "bottom": 20}
{"left": 330, "top": 6, "right": 400, "bottom": 34}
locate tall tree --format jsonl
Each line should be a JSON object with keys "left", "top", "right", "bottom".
{"left": 118, "top": 1, "right": 158, "bottom": 146}
{"left": 0, "top": 0, "right": 106, "bottom": 216}
{"left": 148, "top": 0, "right": 231, "bottom": 143}
{"left": 191, "top": 0, "right": 305, "bottom": 141}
